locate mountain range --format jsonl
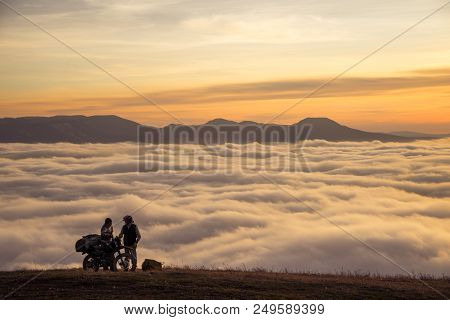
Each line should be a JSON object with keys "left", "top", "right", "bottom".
{"left": 0, "top": 115, "right": 435, "bottom": 143}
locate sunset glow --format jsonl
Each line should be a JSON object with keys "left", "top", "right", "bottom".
{"left": 1, "top": 0, "right": 449, "bottom": 132}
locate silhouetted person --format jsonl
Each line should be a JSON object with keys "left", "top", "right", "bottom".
{"left": 101, "top": 218, "right": 114, "bottom": 242}
{"left": 119, "top": 215, "right": 141, "bottom": 272}
{"left": 100, "top": 217, "right": 114, "bottom": 270}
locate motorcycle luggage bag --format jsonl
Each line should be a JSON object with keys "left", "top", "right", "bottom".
{"left": 75, "top": 234, "right": 101, "bottom": 252}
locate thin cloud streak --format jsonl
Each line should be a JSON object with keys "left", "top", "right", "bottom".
{"left": 35, "top": 69, "right": 450, "bottom": 111}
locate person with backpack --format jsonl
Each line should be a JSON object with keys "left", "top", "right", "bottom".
{"left": 118, "top": 215, "right": 141, "bottom": 271}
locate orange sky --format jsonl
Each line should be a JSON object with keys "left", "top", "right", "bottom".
{"left": 1, "top": 0, "right": 449, "bottom": 133}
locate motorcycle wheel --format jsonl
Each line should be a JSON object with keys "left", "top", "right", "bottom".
{"left": 112, "top": 252, "right": 133, "bottom": 272}
{"left": 82, "top": 254, "right": 99, "bottom": 271}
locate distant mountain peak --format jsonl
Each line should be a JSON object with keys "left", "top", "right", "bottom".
{"left": 205, "top": 118, "right": 238, "bottom": 125}
{"left": 298, "top": 117, "right": 340, "bottom": 125}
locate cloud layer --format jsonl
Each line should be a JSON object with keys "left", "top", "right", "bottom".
{"left": 0, "top": 139, "right": 449, "bottom": 274}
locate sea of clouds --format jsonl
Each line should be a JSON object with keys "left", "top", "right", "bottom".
{"left": 0, "top": 139, "right": 449, "bottom": 275}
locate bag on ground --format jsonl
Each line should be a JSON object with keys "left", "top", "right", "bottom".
{"left": 142, "top": 259, "right": 163, "bottom": 271}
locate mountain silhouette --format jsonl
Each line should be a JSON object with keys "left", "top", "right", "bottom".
{"left": 296, "top": 118, "right": 407, "bottom": 141}
{"left": 205, "top": 118, "right": 238, "bottom": 125}
{"left": 0, "top": 115, "right": 139, "bottom": 143}
{"left": 0, "top": 115, "right": 417, "bottom": 143}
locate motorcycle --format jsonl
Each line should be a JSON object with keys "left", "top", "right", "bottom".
{"left": 75, "top": 235, "right": 133, "bottom": 272}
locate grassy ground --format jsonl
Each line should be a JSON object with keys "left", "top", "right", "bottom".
{"left": 0, "top": 268, "right": 448, "bottom": 299}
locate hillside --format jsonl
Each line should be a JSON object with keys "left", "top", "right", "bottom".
{"left": 0, "top": 115, "right": 139, "bottom": 143}
{"left": 0, "top": 115, "right": 415, "bottom": 143}
{"left": 1, "top": 268, "right": 448, "bottom": 299}
{"left": 296, "top": 118, "right": 406, "bottom": 142}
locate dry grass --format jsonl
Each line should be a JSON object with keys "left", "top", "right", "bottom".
{"left": 0, "top": 267, "right": 448, "bottom": 300}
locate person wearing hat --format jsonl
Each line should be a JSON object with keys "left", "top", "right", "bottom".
{"left": 118, "top": 215, "right": 141, "bottom": 271}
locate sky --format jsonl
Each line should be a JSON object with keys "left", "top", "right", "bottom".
{"left": 0, "top": 0, "right": 449, "bottom": 132}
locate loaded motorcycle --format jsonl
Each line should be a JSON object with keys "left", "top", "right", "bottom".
{"left": 75, "top": 235, "right": 133, "bottom": 272}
